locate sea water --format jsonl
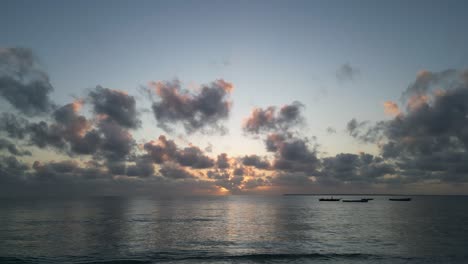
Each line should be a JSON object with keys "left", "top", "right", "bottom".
{"left": 1, "top": 195, "right": 467, "bottom": 263}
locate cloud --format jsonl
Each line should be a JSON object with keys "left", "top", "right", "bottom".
{"left": 176, "top": 145, "right": 214, "bottom": 169}
{"left": 143, "top": 135, "right": 214, "bottom": 169}
{"left": 243, "top": 177, "right": 270, "bottom": 190}
{"left": 0, "top": 47, "right": 55, "bottom": 115}
{"left": 149, "top": 79, "right": 233, "bottom": 134}
{"left": 271, "top": 136, "right": 320, "bottom": 174}
{"left": 4, "top": 46, "right": 468, "bottom": 195}
{"left": 383, "top": 101, "right": 401, "bottom": 117}
{"left": 320, "top": 153, "right": 395, "bottom": 184}
{"left": 0, "top": 113, "right": 29, "bottom": 139}
{"left": 271, "top": 172, "right": 315, "bottom": 187}
{"left": 264, "top": 132, "right": 320, "bottom": 174}
{"left": 159, "top": 163, "right": 197, "bottom": 179}
{"left": 97, "top": 119, "right": 135, "bottom": 161}
{"left": 336, "top": 63, "right": 360, "bottom": 82}
{"left": 401, "top": 69, "right": 457, "bottom": 100}
{"left": 125, "top": 156, "right": 155, "bottom": 177}
{"left": 28, "top": 121, "right": 67, "bottom": 149}
{"left": 351, "top": 69, "right": 468, "bottom": 183}
{"left": 0, "top": 138, "right": 31, "bottom": 156}
{"left": 0, "top": 155, "right": 29, "bottom": 181}
{"left": 242, "top": 155, "right": 270, "bottom": 169}
{"left": 326, "top": 126, "right": 336, "bottom": 134}
{"left": 89, "top": 86, "right": 141, "bottom": 129}
{"left": 216, "top": 153, "right": 230, "bottom": 169}
{"left": 243, "top": 101, "right": 319, "bottom": 178}
{"left": 144, "top": 135, "right": 178, "bottom": 164}
{"left": 20, "top": 102, "right": 103, "bottom": 156}
{"left": 207, "top": 169, "right": 230, "bottom": 180}
{"left": 53, "top": 101, "right": 102, "bottom": 155}
{"left": 346, "top": 118, "right": 386, "bottom": 143}
{"left": 243, "top": 101, "right": 304, "bottom": 134}
{"left": 213, "top": 174, "right": 244, "bottom": 193}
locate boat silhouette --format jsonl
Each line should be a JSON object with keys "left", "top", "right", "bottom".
{"left": 342, "top": 199, "right": 369, "bottom": 203}
{"left": 319, "top": 197, "right": 341, "bottom": 201}
{"left": 389, "top": 198, "right": 411, "bottom": 201}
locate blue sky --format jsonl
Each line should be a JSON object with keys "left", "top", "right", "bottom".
{"left": 2, "top": 0, "right": 468, "bottom": 195}
{"left": 3, "top": 0, "right": 467, "bottom": 156}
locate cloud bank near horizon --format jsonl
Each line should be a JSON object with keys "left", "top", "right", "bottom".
{"left": 1, "top": 48, "right": 468, "bottom": 196}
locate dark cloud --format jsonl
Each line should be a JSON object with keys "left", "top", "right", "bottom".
{"left": 107, "top": 161, "right": 126, "bottom": 175}
{"left": 243, "top": 177, "right": 269, "bottom": 190}
{"left": 351, "top": 69, "right": 468, "bottom": 183}
{"left": 0, "top": 113, "right": 29, "bottom": 139}
{"left": 242, "top": 155, "right": 270, "bottom": 169}
{"left": 0, "top": 102, "right": 102, "bottom": 156}
{"left": 89, "top": 86, "right": 141, "bottom": 129}
{"left": 216, "top": 153, "right": 230, "bottom": 169}
{"left": 23, "top": 102, "right": 104, "bottom": 156}
{"left": 206, "top": 167, "right": 270, "bottom": 193}
{"left": 262, "top": 132, "right": 320, "bottom": 174}
{"left": 233, "top": 167, "right": 245, "bottom": 176}
{"left": 53, "top": 101, "right": 101, "bottom": 155}
{"left": 336, "top": 63, "right": 360, "bottom": 82}
{"left": 0, "top": 155, "right": 29, "bottom": 184}
{"left": 28, "top": 121, "right": 67, "bottom": 149}
{"left": 0, "top": 155, "right": 220, "bottom": 197}
{"left": 320, "top": 153, "right": 395, "bottom": 184}
{"left": 271, "top": 172, "right": 315, "bottom": 187}
{"left": 346, "top": 118, "right": 386, "bottom": 143}
{"left": 70, "top": 130, "right": 101, "bottom": 155}
{"left": 149, "top": 79, "right": 233, "bottom": 134}
{"left": 159, "top": 163, "right": 196, "bottom": 179}
{"left": 243, "top": 101, "right": 304, "bottom": 134}
{"left": 265, "top": 133, "right": 288, "bottom": 152}
{"left": 214, "top": 175, "right": 244, "bottom": 193}
{"left": 207, "top": 169, "right": 230, "bottom": 180}
{"left": 0, "top": 139, "right": 31, "bottom": 156}
{"left": 176, "top": 146, "right": 214, "bottom": 169}
{"left": 126, "top": 156, "right": 155, "bottom": 177}
{"left": 97, "top": 120, "right": 135, "bottom": 161}
{"left": 381, "top": 86, "right": 468, "bottom": 182}
{"left": 143, "top": 135, "right": 214, "bottom": 169}
{"left": 144, "top": 135, "right": 178, "bottom": 164}
{"left": 31, "top": 160, "right": 112, "bottom": 183}
{"left": 401, "top": 69, "right": 457, "bottom": 100}
{"left": 272, "top": 137, "right": 320, "bottom": 174}
{"left": 0, "top": 48, "right": 55, "bottom": 115}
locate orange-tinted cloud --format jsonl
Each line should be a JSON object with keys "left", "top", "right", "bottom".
{"left": 407, "top": 94, "right": 429, "bottom": 111}
{"left": 149, "top": 79, "right": 233, "bottom": 134}
{"left": 383, "top": 101, "right": 401, "bottom": 116}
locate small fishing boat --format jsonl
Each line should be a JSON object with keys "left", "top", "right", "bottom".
{"left": 342, "top": 199, "right": 369, "bottom": 203}
{"left": 319, "top": 197, "right": 341, "bottom": 201}
{"left": 389, "top": 198, "right": 411, "bottom": 201}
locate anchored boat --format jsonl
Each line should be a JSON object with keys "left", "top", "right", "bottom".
{"left": 389, "top": 198, "right": 411, "bottom": 201}
{"left": 342, "top": 199, "right": 369, "bottom": 203}
{"left": 319, "top": 197, "right": 341, "bottom": 201}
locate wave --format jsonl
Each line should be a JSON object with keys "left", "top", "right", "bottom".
{"left": 0, "top": 253, "right": 415, "bottom": 264}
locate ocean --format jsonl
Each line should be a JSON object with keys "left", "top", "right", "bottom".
{"left": 1, "top": 195, "right": 467, "bottom": 264}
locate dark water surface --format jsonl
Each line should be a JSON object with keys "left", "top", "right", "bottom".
{"left": 1, "top": 195, "right": 467, "bottom": 263}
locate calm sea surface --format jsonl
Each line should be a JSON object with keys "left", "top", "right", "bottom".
{"left": 1, "top": 195, "right": 467, "bottom": 264}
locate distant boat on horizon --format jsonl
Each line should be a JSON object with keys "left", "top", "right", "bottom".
{"left": 342, "top": 199, "right": 369, "bottom": 203}
{"left": 389, "top": 197, "right": 412, "bottom": 201}
{"left": 319, "top": 197, "right": 341, "bottom": 201}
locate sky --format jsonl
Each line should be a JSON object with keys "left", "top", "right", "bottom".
{"left": 1, "top": 0, "right": 468, "bottom": 196}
